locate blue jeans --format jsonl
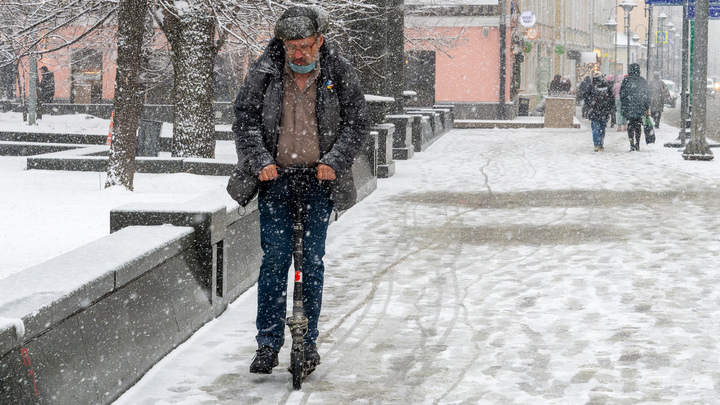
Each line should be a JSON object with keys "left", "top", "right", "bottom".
{"left": 591, "top": 120, "right": 607, "bottom": 148}
{"left": 256, "top": 174, "right": 333, "bottom": 352}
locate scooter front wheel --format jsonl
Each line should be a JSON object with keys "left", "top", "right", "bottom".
{"left": 291, "top": 349, "right": 304, "bottom": 390}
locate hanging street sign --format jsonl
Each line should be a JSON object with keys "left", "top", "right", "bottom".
{"left": 645, "top": 0, "right": 720, "bottom": 17}
{"left": 657, "top": 30, "right": 668, "bottom": 44}
{"left": 555, "top": 45, "right": 566, "bottom": 55}
{"left": 520, "top": 11, "right": 537, "bottom": 28}
{"left": 645, "top": 0, "right": 719, "bottom": 4}
{"left": 526, "top": 28, "right": 538, "bottom": 40}
{"left": 523, "top": 41, "right": 532, "bottom": 53}
{"left": 687, "top": 5, "right": 720, "bottom": 19}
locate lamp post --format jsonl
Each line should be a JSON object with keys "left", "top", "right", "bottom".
{"left": 620, "top": 0, "right": 637, "bottom": 73}
{"left": 631, "top": 33, "right": 640, "bottom": 64}
{"left": 666, "top": 21, "right": 677, "bottom": 79}
{"left": 633, "top": 23, "right": 648, "bottom": 75}
{"left": 604, "top": 15, "right": 618, "bottom": 77}
{"left": 657, "top": 12, "right": 668, "bottom": 78}
{"left": 672, "top": 30, "right": 681, "bottom": 81}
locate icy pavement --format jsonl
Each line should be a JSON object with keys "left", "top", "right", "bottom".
{"left": 114, "top": 122, "right": 720, "bottom": 404}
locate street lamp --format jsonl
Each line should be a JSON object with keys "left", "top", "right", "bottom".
{"left": 620, "top": 0, "right": 637, "bottom": 73}
{"left": 604, "top": 16, "right": 619, "bottom": 77}
{"left": 657, "top": 12, "right": 669, "bottom": 77}
{"left": 666, "top": 21, "right": 677, "bottom": 78}
{"left": 671, "top": 28, "right": 680, "bottom": 80}
{"left": 634, "top": 24, "right": 648, "bottom": 75}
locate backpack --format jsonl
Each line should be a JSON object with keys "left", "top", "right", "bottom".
{"left": 590, "top": 84, "right": 611, "bottom": 112}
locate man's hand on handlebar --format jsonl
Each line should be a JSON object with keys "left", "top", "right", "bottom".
{"left": 259, "top": 164, "right": 279, "bottom": 181}
{"left": 316, "top": 164, "right": 336, "bottom": 181}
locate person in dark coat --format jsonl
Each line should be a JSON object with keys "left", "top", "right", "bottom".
{"left": 37, "top": 66, "right": 55, "bottom": 119}
{"left": 233, "top": 5, "right": 369, "bottom": 375}
{"left": 606, "top": 75, "right": 616, "bottom": 128}
{"left": 648, "top": 71, "right": 670, "bottom": 129}
{"left": 620, "top": 63, "right": 649, "bottom": 151}
{"left": 561, "top": 76, "right": 572, "bottom": 93}
{"left": 579, "top": 76, "right": 593, "bottom": 118}
{"left": 548, "top": 74, "right": 563, "bottom": 96}
{"left": 588, "top": 75, "right": 616, "bottom": 151}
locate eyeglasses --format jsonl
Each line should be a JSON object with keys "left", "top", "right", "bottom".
{"left": 283, "top": 37, "right": 319, "bottom": 55}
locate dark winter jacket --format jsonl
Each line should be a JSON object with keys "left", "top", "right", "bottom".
{"left": 232, "top": 39, "right": 370, "bottom": 211}
{"left": 578, "top": 76, "right": 592, "bottom": 101}
{"left": 548, "top": 75, "right": 563, "bottom": 95}
{"left": 38, "top": 72, "right": 55, "bottom": 102}
{"left": 588, "top": 77, "right": 615, "bottom": 122}
{"left": 620, "top": 63, "right": 649, "bottom": 120}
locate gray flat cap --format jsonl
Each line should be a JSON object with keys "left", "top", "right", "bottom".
{"left": 274, "top": 6, "right": 329, "bottom": 41}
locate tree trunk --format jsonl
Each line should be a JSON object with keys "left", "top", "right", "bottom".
{"left": 105, "top": 0, "right": 148, "bottom": 190}
{"left": 168, "top": 7, "right": 216, "bottom": 158}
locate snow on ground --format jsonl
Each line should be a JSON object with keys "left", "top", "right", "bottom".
{"left": 0, "top": 112, "right": 235, "bottom": 280}
{"left": 4, "top": 111, "right": 720, "bottom": 403}
{"left": 0, "top": 111, "right": 111, "bottom": 134}
{"left": 112, "top": 117, "right": 720, "bottom": 404}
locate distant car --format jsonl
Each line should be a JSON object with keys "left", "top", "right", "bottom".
{"left": 708, "top": 78, "right": 716, "bottom": 99}
{"left": 662, "top": 79, "right": 678, "bottom": 108}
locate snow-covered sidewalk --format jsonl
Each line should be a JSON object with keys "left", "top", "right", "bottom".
{"left": 108, "top": 121, "right": 720, "bottom": 404}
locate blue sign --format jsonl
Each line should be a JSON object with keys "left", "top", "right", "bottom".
{"left": 649, "top": 0, "right": 720, "bottom": 18}
{"left": 646, "top": 0, "right": 719, "bottom": 4}
{"left": 688, "top": 5, "right": 720, "bottom": 18}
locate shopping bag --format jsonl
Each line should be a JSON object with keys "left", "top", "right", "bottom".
{"left": 643, "top": 116, "right": 655, "bottom": 144}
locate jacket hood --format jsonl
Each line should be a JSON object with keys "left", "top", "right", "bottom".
{"left": 628, "top": 63, "right": 641, "bottom": 76}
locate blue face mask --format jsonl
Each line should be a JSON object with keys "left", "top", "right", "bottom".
{"left": 289, "top": 61, "right": 316, "bottom": 74}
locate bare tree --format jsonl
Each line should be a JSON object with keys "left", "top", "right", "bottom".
{"left": 105, "top": 0, "right": 148, "bottom": 190}
{"left": 152, "top": 1, "right": 221, "bottom": 158}
{"left": 3, "top": 0, "right": 473, "bottom": 189}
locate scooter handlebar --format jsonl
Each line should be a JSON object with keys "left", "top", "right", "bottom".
{"left": 277, "top": 166, "right": 318, "bottom": 176}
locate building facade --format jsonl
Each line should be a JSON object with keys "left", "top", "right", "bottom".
{"left": 405, "top": 0, "right": 516, "bottom": 118}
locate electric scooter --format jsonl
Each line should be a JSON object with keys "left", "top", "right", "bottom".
{"left": 280, "top": 166, "right": 319, "bottom": 390}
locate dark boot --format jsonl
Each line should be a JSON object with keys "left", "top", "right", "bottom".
{"left": 250, "top": 346, "right": 279, "bottom": 374}
{"left": 304, "top": 344, "right": 321, "bottom": 375}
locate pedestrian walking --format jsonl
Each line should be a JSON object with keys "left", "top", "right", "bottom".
{"left": 613, "top": 75, "right": 626, "bottom": 131}
{"left": 648, "top": 71, "right": 670, "bottom": 129}
{"left": 620, "top": 63, "right": 650, "bottom": 152}
{"left": 232, "top": 5, "right": 369, "bottom": 375}
{"left": 588, "top": 75, "right": 615, "bottom": 152}
{"left": 606, "top": 75, "right": 616, "bottom": 128}
{"left": 37, "top": 66, "right": 55, "bottom": 119}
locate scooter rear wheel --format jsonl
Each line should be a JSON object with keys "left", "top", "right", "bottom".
{"left": 291, "top": 349, "right": 304, "bottom": 390}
